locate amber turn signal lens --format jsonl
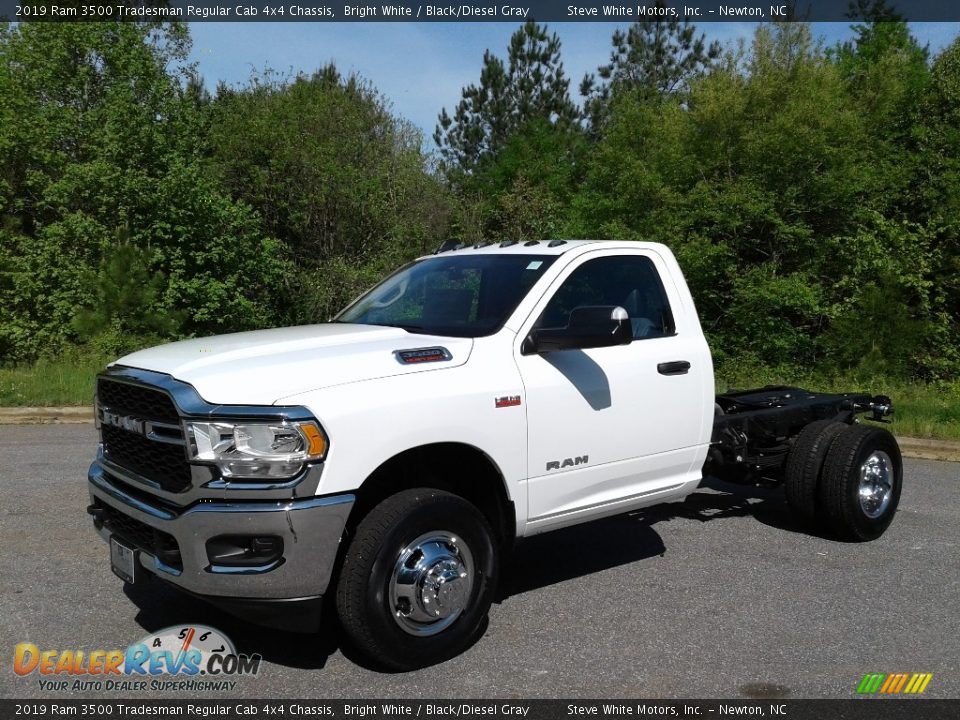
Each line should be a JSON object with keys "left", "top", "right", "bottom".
{"left": 300, "top": 423, "right": 327, "bottom": 457}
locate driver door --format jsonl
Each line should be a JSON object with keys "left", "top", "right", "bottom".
{"left": 516, "top": 249, "right": 709, "bottom": 530}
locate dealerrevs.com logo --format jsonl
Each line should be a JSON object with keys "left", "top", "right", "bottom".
{"left": 857, "top": 672, "right": 934, "bottom": 695}
{"left": 13, "top": 625, "right": 261, "bottom": 693}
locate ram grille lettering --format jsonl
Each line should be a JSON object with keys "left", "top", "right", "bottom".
{"left": 100, "top": 409, "right": 145, "bottom": 436}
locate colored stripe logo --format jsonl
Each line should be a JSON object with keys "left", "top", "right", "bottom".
{"left": 857, "top": 673, "right": 933, "bottom": 694}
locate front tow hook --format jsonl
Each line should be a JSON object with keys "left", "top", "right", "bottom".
{"left": 87, "top": 504, "right": 105, "bottom": 530}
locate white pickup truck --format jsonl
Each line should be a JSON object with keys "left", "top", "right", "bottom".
{"left": 87, "top": 240, "right": 901, "bottom": 670}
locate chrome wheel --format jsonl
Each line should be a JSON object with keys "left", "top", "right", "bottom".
{"left": 858, "top": 450, "right": 894, "bottom": 519}
{"left": 389, "top": 531, "right": 474, "bottom": 636}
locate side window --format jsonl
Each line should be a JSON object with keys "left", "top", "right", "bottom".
{"left": 535, "top": 255, "right": 676, "bottom": 340}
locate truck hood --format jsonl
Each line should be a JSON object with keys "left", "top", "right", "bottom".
{"left": 113, "top": 324, "right": 474, "bottom": 406}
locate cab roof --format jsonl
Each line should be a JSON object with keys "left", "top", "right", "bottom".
{"left": 427, "top": 239, "right": 658, "bottom": 257}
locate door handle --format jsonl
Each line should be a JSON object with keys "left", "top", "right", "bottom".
{"left": 658, "top": 360, "right": 691, "bottom": 376}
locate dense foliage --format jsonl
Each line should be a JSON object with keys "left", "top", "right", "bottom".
{"left": 0, "top": 23, "right": 292, "bottom": 359}
{"left": 438, "top": 18, "right": 960, "bottom": 380}
{"left": 206, "top": 66, "right": 449, "bottom": 323}
{"left": 1, "top": 17, "right": 958, "bottom": 382}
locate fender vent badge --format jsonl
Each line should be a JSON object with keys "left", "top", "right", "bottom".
{"left": 395, "top": 347, "right": 453, "bottom": 364}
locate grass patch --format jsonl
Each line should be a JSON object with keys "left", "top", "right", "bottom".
{"left": 2, "top": 355, "right": 959, "bottom": 442}
{"left": 0, "top": 356, "right": 109, "bottom": 407}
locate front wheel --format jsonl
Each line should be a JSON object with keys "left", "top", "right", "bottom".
{"left": 335, "top": 488, "right": 498, "bottom": 670}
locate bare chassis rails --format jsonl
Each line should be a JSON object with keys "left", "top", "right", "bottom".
{"left": 707, "top": 386, "right": 894, "bottom": 483}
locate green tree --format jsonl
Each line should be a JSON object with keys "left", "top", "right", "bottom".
{"left": 434, "top": 21, "right": 580, "bottom": 178}
{"left": 435, "top": 23, "right": 585, "bottom": 243}
{"left": 71, "top": 239, "right": 182, "bottom": 356}
{"left": 580, "top": 15, "right": 720, "bottom": 132}
{"left": 834, "top": 6, "right": 929, "bottom": 126}
{"left": 917, "top": 37, "right": 960, "bottom": 223}
{"left": 569, "top": 22, "right": 945, "bottom": 371}
{"left": 207, "top": 65, "right": 450, "bottom": 323}
{"left": 833, "top": 3, "right": 929, "bottom": 211}
{"left": 911, "top": 37, "right": 960, "bottom": 377}
{"left": 0, "top": 23, "right": 289, "bottom": 362}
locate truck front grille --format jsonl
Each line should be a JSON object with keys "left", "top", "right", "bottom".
{"left": 96, "top": 500, "right": 182, "bottom": 571}
{"left": 97, "top": 378, "right": 180, "bottom": 424}
{"left": 97, "top": 378, "right": 193, "bottom": 493}
{"left": 100, "top": 424, "right": 193, "bottom": 492}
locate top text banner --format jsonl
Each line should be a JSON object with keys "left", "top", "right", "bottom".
{"left": 4, "top": 0, "right": 960, "bottom": 22}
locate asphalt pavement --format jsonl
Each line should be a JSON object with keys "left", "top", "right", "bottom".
{"left": 1, "top": 424, "right": 957, "bottom": 699}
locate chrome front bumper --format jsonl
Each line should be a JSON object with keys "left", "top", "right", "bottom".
{"left": 88, "top": 459, "right": 354, "bottom": 601}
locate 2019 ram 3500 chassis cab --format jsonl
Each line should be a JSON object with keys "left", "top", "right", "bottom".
{"left": 86, "top": 240, "right": 900, "bottom": 670}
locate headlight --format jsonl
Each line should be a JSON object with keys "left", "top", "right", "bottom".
{"left": 186, "top": 420, "right": 328, "bottom": 479}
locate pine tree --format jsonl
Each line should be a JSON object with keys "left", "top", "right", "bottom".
{"left": 434, "top": 21, "right": 579, "bottom": 177}
{"left": 839, "top": 0, "right": 928, "bottom": 70}
{"left": 581, "top": 16, "right": 720, "bottom": 132}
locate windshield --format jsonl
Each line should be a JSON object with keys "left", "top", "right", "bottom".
{"left": 336, "top": 254, "right": 557, "bottom": 337}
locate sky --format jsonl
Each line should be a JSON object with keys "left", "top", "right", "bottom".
{"left": 188, "top": 21, "right": 960, "bottom": 146}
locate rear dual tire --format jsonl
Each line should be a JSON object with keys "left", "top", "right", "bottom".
{"left": 820, "top": 425, "right": 902, "bottom": 541}
{"left": 784, "top": 423, "right": 902, "bottom": 541}
{"left": 784, "top": 419, "right": 847, "bottom": 524}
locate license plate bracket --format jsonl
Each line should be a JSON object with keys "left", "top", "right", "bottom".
{"left": 110, "top": 536, "right": 139, "bottom": 585}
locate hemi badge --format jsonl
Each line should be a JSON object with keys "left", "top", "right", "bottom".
{"left": 495, "top": 395, "right": 522, "bottom": 408}
{"left": 395, "top": 347, "right": 452, "bottom": 364}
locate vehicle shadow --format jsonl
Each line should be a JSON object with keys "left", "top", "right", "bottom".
{"left": 644, "top": 476, "right": 786, "bottom": 526}
{"left": 675, "top": 476, "right": 834, "bottom": 540}
{"left": 497, "top": 512, "right": 666, "bottom": 601}
{"left": 124, "top": 582, "right": 340, "bottom": 670}
{"left": 499, "top": 477, "right": 824, "bottom": 601}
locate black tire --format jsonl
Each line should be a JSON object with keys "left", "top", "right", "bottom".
{"left": 335, "top": 488, "right": 498, "bottom": 671}
{"left": 820, "top": 425, "right": 903, "bottom": 542}
{"left": 783, "top": 419, "right": 848, "bottom": 525}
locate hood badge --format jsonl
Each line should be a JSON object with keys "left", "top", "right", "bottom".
{"left": 394, "top": 347, "right": 453, "bottom": 364}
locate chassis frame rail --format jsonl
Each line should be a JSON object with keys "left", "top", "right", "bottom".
{"left": 707, "top": 385, "right": 893, "bottom": 483}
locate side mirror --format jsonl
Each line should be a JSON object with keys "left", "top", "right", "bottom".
{"left": 522, "top": 306, "right": 633, "bottom": 354}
